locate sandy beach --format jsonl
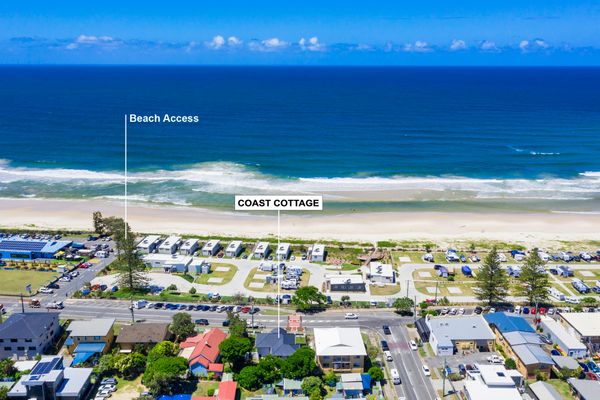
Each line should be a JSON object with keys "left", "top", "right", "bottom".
{"left": 1, "top": 197, "right": 599, "bottom": 246}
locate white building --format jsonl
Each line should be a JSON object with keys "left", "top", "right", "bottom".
{"left": 136, "top": 235, "right": 161, "bottom": 254}
{"left": 253, "top": 242, "right": 271, "bottom": 259}
{"left": 225, "top": 241, "right": 243, "bottom": 258}
{"left": 540, "top": 316, "right": 587, "bottom": 358}
{"left": 326, "top": 274, "right": 366, "bottom": 292}
{"left": 310, "top": 244, "right": 326, "bottom": 262}
{"left": 188, "top": 259, "right": 211, "bottom": 275}
{"left": 369, "top": 262, "right": 395, "bottom": 284}
{"left": 202, "top": 240, "right": 221, "bottom": 256}
{"left": 142, "top": 253, "right": 192, "bottom": 273}
{"left": 464, "top": 364, "right": 522, "bottom": 400}
{"left": 276, "top": 243, "right": 291, "bottom": 260}
{"left": 157, "top": 235, "right": 181, "bottom": 254}
{"left": 313, "top": 327, "right": 367, "bottom": 372}
{"left": 179, "top": 238, "right": 199, "bottom": 255}
{"left": 426, "top": 315, "right": 495, "bottom": 356}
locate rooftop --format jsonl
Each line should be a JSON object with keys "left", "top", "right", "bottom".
{"left": 503, "top": 331, "right": 542, "bottom": 346}
{"left": 568, "top": 378, "right": 600, "bottom": 400}
{"left": 116, "top": 323, "right": 171, "bottom": 344}
{"left": 203, "top": 240, "right": 220, "bottom": 250}
{"left": 67, "top": 318, "right": 115, "bottom": 337}
{"left": 312, "top": 244, "right": 325, "bottom": 254}
{"left": 180, "top": 328, "right": 227, "bottom": 367}
{"left": 0, "top": 238, "right": 72, "bottom": 254}
{"left": 313, "top": 327, "right": 367, "bottom": 357}
{"left": 255, "top": 328, "right": 300, "bottom": 357}
{"left": 137, "top": 235, "right": 161, "bottom": 247}
{"left": 369, "top": 261, "right": 394, "bottom": 277}
{"left": 428, "top": 315, "right": 495, "bottom": 345}
{"left": 551, "top": 355, "right": 580, "bottom": 370}
{"left": 511, "top": 343, "right": 553, "bottom": 366}
{"left": 529, "top": 381, "right": 562, "bottom": 400}
{"left": 464, "top": 364, "right": 521, "bottom": 400}
{"left": 143, "top": 253, "right": 193, "bottom": 264}
{"left": 159, "top": 235, "right": 182, "bottom": 249}
{"left": 226, "top": 241, "right": 242, "bottom": 250}
{"left": 180, "top": 238, "right": 199, "bottom": 250}
{"left": 327, "top": 274, "right": 364, "bottom": 285}
{"left": 484, "top": 312, "right": 535, "bottom": 333}
{"left": 560, "top": 312, "right": 600, "bottom": 337}
{"left": 541, "top": 316, "right": 587, "bottom": 350}
{"left": 0, "top": 312, "right": 58, "bottom": 339}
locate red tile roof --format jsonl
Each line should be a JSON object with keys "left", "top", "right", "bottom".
{"left": 208, "top": 363, "right": 224, "bottom": 372}
{"left": 181, "top": 328, "right": 227, "bottom": 368}
{"left": 217, "top": 381, "right": 237, "bottom": 400}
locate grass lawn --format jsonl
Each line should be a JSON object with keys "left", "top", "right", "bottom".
{"left": 412, "top": 267, "right": 479, "bottom": 283}
{"left": 369, "top": 283, "right": 402, "bottom": 296}
{"left": 195, "top": 263, "right": 238, "bottom": 285}
{"left": 193, "top": 380, "right": 220, "bottom": 397}
{"left": 413, "top": 280, "right": 476, "bottom": 297}
{"left": 0, "top": 269, "right": 60, "bottom": 295}
{"left": 545, "top": 379, "right": 574, "bottom": 399}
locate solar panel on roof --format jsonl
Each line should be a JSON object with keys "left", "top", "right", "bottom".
{"left": 0, "top": 240, "right": 46, "bottom": 252}
{"left": 31, "top": 361, "right": 53, "bottom": 375}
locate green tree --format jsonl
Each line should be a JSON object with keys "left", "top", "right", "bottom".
{"left": 170, "top": 312, "right": 195, "bottom": 340}
{"left": 368, "top": 366, "right": 384, "bottom": 382}
{"left": 0, "top": 386, "right": 9, "bottom": 400}
{"left": 292, "top": 286, "right": 326, "bottom": 311}
{"left": 219, "top": 336, "right": 253, "bottom": 371}
{"left": 504, "top": 358, "right": 517, "bottom": 370}
{"left": 101, "top": 215, "right": 148, "bottom": 291}
{"left": 256, "top": 355, "right": 282, "bottom": 383}
{"left": 341, "top": 295, "right": 350, "bottom": 307}
{"left": 309, "top": 388, "right": 323, "bottom": 400}
{"left": 515, "top": 249, "right": 550, "bottom": 304}
{"left": 94, "top": 353, "right": 116, "bottom": 376}
{"left": 237, "top": 366, "right": 261, "bottom": 390}
{"left": 393, "top": 297, "right": 414, "bottom": 315}
{"left": 147, "top": 341, "right": 178, "bottom": 363}
{"left": 323, "top": 371, "right": 338, "bottom": 387}
{"left": 0, "top": 359, "right": 16, "bottom": 377}
{"left": 143, "top": 357, "right": 188, "bottom": 394}
{"left": 226, "top": 312, "right": 248, "bottom": 338}
{"left": 474, "top": 247, "right": 510, "bottom": 305}
{"left": 92, "top": 211, "right": 106, "bottom": 235}
{"left": 114, "top": 352, "right": 146, "bottom": 379}
{"left": 189, "top": 287, "right": 197, "bottom": 295}
{"left": 281, "top": 347, "right": 317, "bottom": 379}
{"left": 301, "top": 376, "right": 323, "bottom": 395}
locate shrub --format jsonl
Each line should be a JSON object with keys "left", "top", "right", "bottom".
{"left": 207, "top": 388, "right": 215, "bottom": 396}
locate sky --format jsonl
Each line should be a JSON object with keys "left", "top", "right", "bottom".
{"left": 1, "top": 1, "right": 600, "bottom": 65}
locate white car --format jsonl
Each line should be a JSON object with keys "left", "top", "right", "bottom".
{"left": 344, "top": 313, "right": 359, "bottom": 320}
{"left": 97, "top": 390, "right": 112, "bottom": 398}
{"left": 487, "top": 355, "right": 504, "bottom": 364}
{"left": 458, "top": 308, "right": 465, "bottom": 315}
{"left": 99, "top": 385, "right": 116, "bottom": 392}
{"left": 384, "top": 350, "right": 393, "bottom": 361}
{"left": 69, "top": 271, "right": 79, "bottom": 278}
{"left": 39, "top": 287, "right": 54, "bottom": 294}
{"left": 409, "top": 340, "right": 418, "bottom": 351}
{"left": 59, "top": 276, "right": 71, "bottom": 282}
{"left": 422, "top": 365, "right": 431, "bottom": 376}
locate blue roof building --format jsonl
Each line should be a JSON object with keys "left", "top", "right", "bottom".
{"left": 484, "top": 312, "right": 535, "bottom": 333}
{"left": 255, "top": 328, "right": 300, "bottom": 358}
{"left": 0, "top": 238, "right": 72, "bottom": 260}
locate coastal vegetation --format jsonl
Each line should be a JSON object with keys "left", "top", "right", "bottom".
{"left": 473, "top": 247, "right": 510, "bottom": 305}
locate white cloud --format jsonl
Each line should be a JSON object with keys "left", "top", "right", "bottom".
{"left": 403, "top": 40, "right": 431, "bottom": 53}
{"left": 450, "top": 39, "right": 467, "bottom": 51}
{"left": 534, "top": 39, "right": 549, "bottom": 49}
{"left": 519, "top": 38, "right": 550, "bottom": 52}
{"left": 65, "top": 35, "right": 118, "bottom": 50}
{"left": 206, "top": 35, "right": 226, "bottom": 49}
{"left": 519, "top": 40, "right": 530, "bottom": 51}
{"left": 263, "top": 37, "right": 288, "bottom": 49}
{"left": 299, "top": 36, "right": 324, "bottom": 51}
{"left": 227, "top": 36, "right": 242, "bottom": 46}
{"left": 480, "top": 40, "right": 498, "bottom": 51}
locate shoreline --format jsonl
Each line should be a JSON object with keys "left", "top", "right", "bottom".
{"left": 1, "top": 198, "right": 600, "bottom": 246}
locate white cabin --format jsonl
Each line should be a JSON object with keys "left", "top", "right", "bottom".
{"left": 276, "top": 243, "right": 291, "bottom": 260}
{"left": 179, "top": 238, "right": 200, "bottom": 255}
{"left": 253, "top": 242, "right": 271, "bottom": 259}
{"left": 158, "top": 235, "right": 181, "bottom": 255}
{"left": 225, "top": 241, "right": 243, "bottom": 257}
{"left": 202, "top": 240, "right": 221, "bottom": 256}
{"left": 136, "top": 235, "right": 161, "bottom": 254}
{"left": 310, "top": 244, "right": 326, "bottom": 262}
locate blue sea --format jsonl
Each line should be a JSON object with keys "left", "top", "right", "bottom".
{"left": 0, "top": 66, "right": 599, "bottom": 213}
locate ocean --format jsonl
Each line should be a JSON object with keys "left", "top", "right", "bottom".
{"left": 0, "top": 66, "right": 599, "bottom": 214}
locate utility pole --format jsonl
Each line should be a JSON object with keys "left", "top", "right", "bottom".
{"left": 442, "top": 357, "right": 447, "bottom": 397}
{"left": 406, "top": 279, "right": 409, "bottom": 298}
{"left": 434, "top": 281, "right": 439, "bottom": 304}
{"left": 20, "top": 293, "right": 25, "bottom": 313}
{"left": 129, "top": 297, "right": 135, "bottom": 323}
{"left": 414, "top": 295, "right": 417, "bottom": 322}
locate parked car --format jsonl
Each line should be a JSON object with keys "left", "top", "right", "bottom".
{"left": 410, "top": 340, "right": 418, "bottom": 351}
{"left": 195, "top": 319, "right": 209, "bottom": 326}
{"left": 39, "top": 287, "right": 54, "bottom": 294}
{"left": 382, "top": 325, "right": 391, "bottom": 334}
{"left": 487, "top": 355, "right": 504, "bottom": 364}
{"left": 422, "top": 365, "right": 431, "bottom": 376}
{"left": 384, "top": 351, "right": 393, "bottom": 361}
{"left": 344, "top": 313, "right": 358, "bottom": 320}
{"left": 380, "top": 340, "right": 389, "bottom": 351}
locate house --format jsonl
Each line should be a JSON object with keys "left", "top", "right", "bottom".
{"left": 0, "top": 238, "right": 72, "bottom": 260}
{"left": 287, "top": 315, "right": 304, "bottom": 333}
{"left": 116, "top": 323, "right": 172, "bottom": 352}
{"left": 276, "top": 243, "right": 291, "bottom": 260}
{"left": 136, "top": 235, "right": 161, "bottom": 254}
{"left": 143, "top": 253, "right": 193, "bottom": 273}
{"left": 7, "top": 355, "right": 93, "bottom": 400}
{"left": 188, "top": 259, "right": 212, "bottom": 275}
{"left": 368, "top": 262, "right": 395, "bottom": 284}
{"left": 253, "top": 242, "right": 271, "bottom": 259}
{"left": 255, "top": 328, "right": 300, "bottom": 358}
{"left": 158, "top": 235, "right": 182, "bottom": 254}
{"left": 248, "top": 397, "right": 308, "bottom": 400}
{"left": 540, "top": 316, "right": 587, "bottom": 358}
{"left": 179, "top": 328, "right": 227, "bottom": 377}
{"left": 326, "top": 274, "right": 366, "bottom": 292}
{"left": 225, "top": 241, "right": 243, "bottom": 258}
{"left": 558, "top": 312, "right": 600, "bottom": 352}
{"left": 528, "top": 381, "right": 562, "bottom": 400}
{"left": 337, "top": 373, "right": 371, "bottom": 398}
{"left": 191, "top": 381, "right": 238, "bottom": 400}
{"left": 551, "top": 355, "right": 581, "bottom": 374}
{"left": 0, "top": 312, "right": 60, "bottom": 360}
{"left": 310, "top": 244, "right": 326, "bottom": 262}
{"left": 426, "top": 315, "right": 495, "bottom": 356}
{"left": 180, "top": 238, "right": 200, "bottom": 255}
{"left": 567, "top": 378, "right": 600, "bottom": 400}
{"left": 314, "top": 327, "right": 367, "bottom": 372}
{"left": 463, "top": 364, "right": 522, "bottom": 400}
{"left": 485, "top": 312, "right": 552, "bottom": 378}
{"left": 202, "top": 240, "right": 221, "bottom": 256}
{"left": 65, "top": 318, "right": 115, "bottom": 366}
{"left": 277, "top": 379, "right": 302, "bottom": 396}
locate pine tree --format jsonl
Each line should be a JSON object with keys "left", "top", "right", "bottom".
{"left": 473, "top": 247, "right": 510, "bottom": 305}
{"left": 515, "top": 248, "right": 550, "bottom": 304}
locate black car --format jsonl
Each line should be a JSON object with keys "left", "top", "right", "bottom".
{"left": 210, "top": 305, "right": 218, "bottom": 311}
{"left": 47, "top": 282, "right": 60, "bottom": 289}
{"left": 222, "top": 320, "right": 231, "bottom": 327}
{"left": 202, "top": 305, "right": 211, "bottom": 311}
{"left": 187, "top": 304, "right": 195, "bottom": 311}
{"left": 195, "top": 304, "right": 204, "bottom": 311}
{"left": 474, "top": 306, "right": 483, "bottom": 314}
{"left": 249, "top": 307, "right": 260, "bottom": 314}
{"left": 227, "top": 305, "right": 235, "bottom": 312}
{"left": 195, "top": 319, "right": 209, "bottom": 326}
{"left": 154, "top": 302, "right": 164, "bottom": 309}
{"left": 382, "top": 325, "right": 391, "bottom": 335}
{"left": 380, "top": 340, "right": 389, "bottom": 351}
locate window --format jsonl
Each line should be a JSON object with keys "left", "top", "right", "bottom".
{"left": 10, "top": 339, "right": 17, "bottom": 343}
{"left": 17, "top": 347, "right": 24, "bottom": 351}
{"left": 3, "top": 347, "right": 10, "bottom": 351}
{"left": 28, "top": 346, "right": 36, "bottom": 351}
{"left": 25, "top": 339, "right": 32, "bottom": 343}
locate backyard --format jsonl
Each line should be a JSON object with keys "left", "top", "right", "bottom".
{"left": 0, "top": 269, "right": 60, "bottom": 295}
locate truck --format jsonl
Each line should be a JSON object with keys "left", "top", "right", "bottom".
{"left": 47, "top": 301, "right": 64, "bottom": 309}
{"left": 487, "top": 355, "right": 504, "bottom": 364}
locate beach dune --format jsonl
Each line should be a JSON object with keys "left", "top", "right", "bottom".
{"left": 1, "top": 198, "right": 599, "bottom": 246}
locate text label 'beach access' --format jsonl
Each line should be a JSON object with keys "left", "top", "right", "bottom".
{"left": 235, "top": 195, "right": 323, "bottom": 211}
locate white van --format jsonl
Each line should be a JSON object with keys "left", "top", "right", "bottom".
{"left": 384, "top": 351, "right": 393, "bottom": 361}
{"left": 133, "top": 300, "right": 148, "bottom": 309}
{"left": 548, "top": 287, "right": 565, "bottom": 301}
{"left": 390, "top": 368, "right": 401, "bottom": 385}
